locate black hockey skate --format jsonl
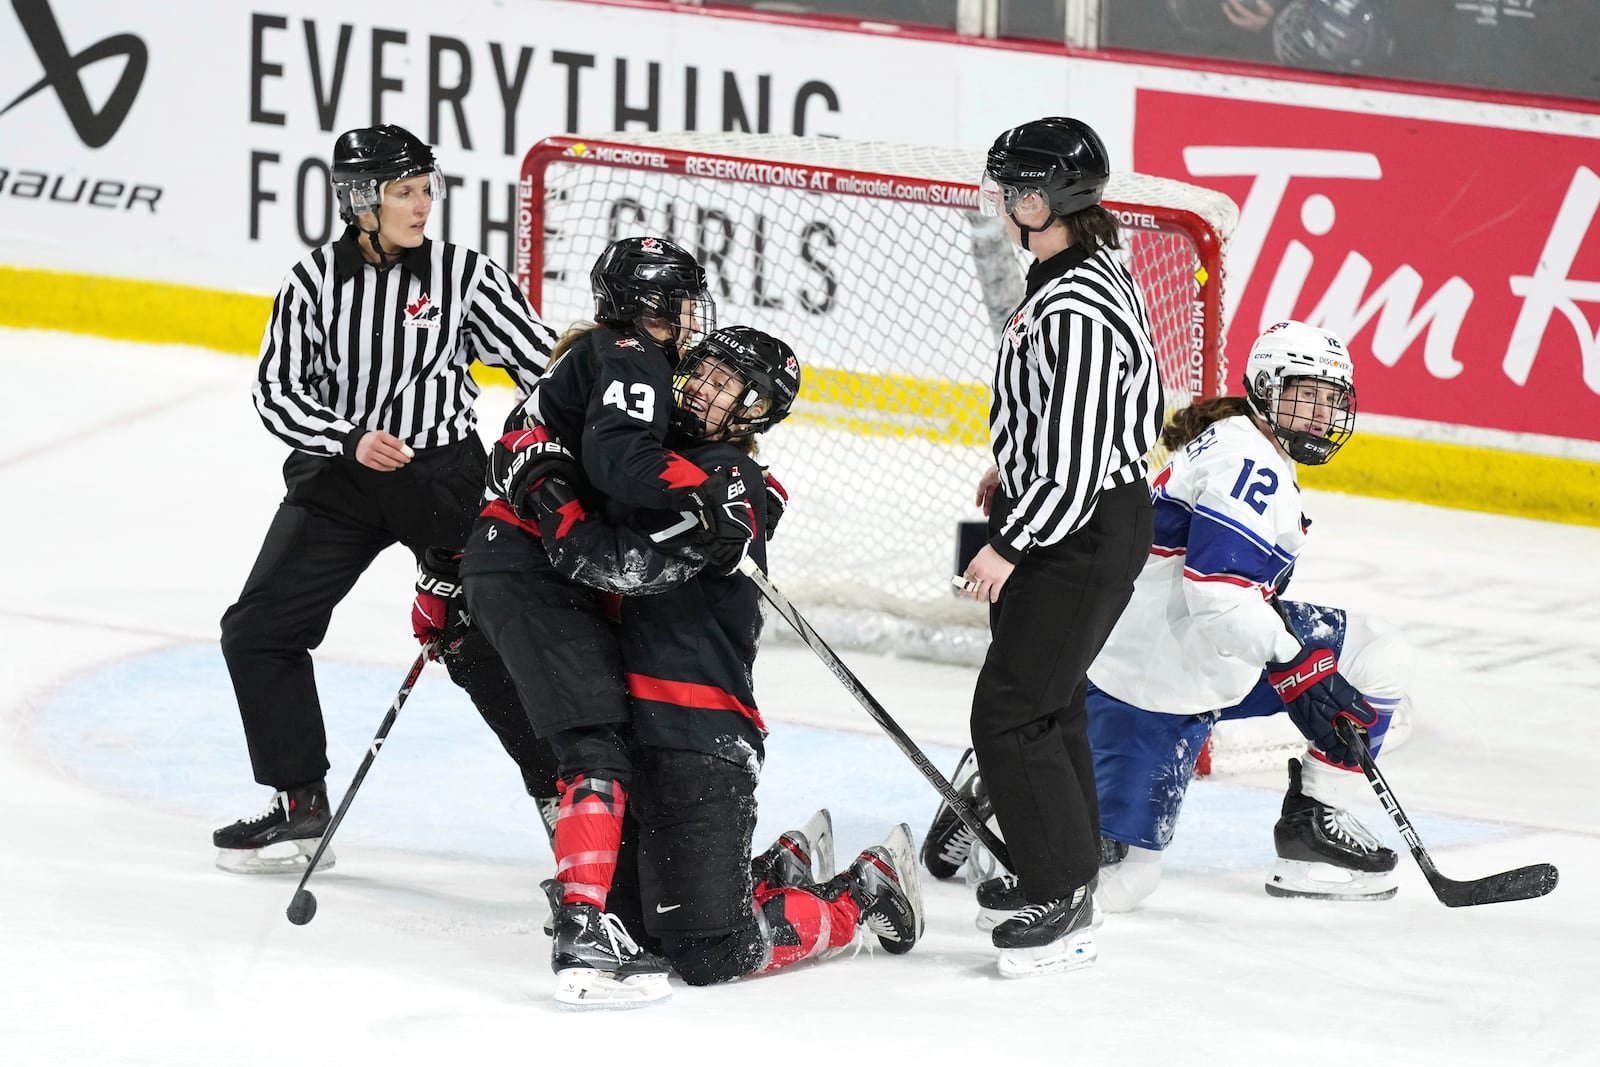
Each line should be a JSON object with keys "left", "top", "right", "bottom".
{"left": 1266, "top": 758, "right": 1399, "bottom": 901}
{"left": 752, "top": 809, "right": 835, "bottom": 891}
{"left": 541, "top": 879, "right": 672, "bottom": 1008}
{"left": 920, "top": 747, "right": 992, "bottom": 880}
{"left": 213, "top": 781, "right": 332, "bottom": 875}
{"left": 990, "top": 882, "right": 1097, "bottom": 978}
{"left": 818, "top": 823, "right": 923, "bottom": 954}
{"left": 974, "top": 873, "right": 1027, "bottom": 932}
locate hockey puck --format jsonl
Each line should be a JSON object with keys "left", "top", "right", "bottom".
{"left": 286, "top": 889, "right": 318, "bottom": 926}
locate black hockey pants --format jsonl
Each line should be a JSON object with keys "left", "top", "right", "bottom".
{"left": 220, "top": 441, "right": 554, "bottom": 795}
{"left": 970, "top": 480, "right": 1154, "bottom": 903}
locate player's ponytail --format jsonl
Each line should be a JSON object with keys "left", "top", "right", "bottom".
{"left": 1161, "top": 396, "right": 1253, "bottom": 451}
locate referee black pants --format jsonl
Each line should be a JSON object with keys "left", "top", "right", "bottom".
{"left": 219, "top": 441, "right": 555, "bottom": 795}
{"left": 970, "top": 479, "right": 1153, "bottom": 903}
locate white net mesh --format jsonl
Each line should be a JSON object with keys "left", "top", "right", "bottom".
{"left": 520, "top": 131, "right": 1236, "bottom": 662}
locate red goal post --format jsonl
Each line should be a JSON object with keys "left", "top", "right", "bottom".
{"left": 515, "top": 131, "right": 1237, "bottom": 665}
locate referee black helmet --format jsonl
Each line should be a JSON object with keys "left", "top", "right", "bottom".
{"left": 982, "top": 116, "right": 1110, "bottom": 221}
{"left": 332, "top": 125, "right": 441, "bottom": 225}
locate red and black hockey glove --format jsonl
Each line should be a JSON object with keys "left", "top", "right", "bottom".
{"left": 1265, "top": 644, "right": 1379, "bottom": 768}
{"left": 411, "top": 547, "right": 471, "bottom": 659}
{"left": 692, "top": 465, "right": 757, "bottom": 576}
{"left": 489, "top": 426, "right": 579, "bottom": 524}
{"left": 762, "top": 470, "right": 789, "bottom": 540}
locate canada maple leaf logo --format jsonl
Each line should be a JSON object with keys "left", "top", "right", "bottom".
{"left": 659, "top": 452, "right": 708, "bottom": 489}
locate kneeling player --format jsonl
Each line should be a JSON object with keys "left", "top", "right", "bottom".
{"left": 513, "top": 327, "right": 924, "bottom": 1005}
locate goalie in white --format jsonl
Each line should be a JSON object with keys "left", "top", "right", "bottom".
{"left": 1083, "top": 319, "right": 1413, "bottom": 910}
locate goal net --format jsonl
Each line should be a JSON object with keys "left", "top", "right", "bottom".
{"left": 516, "top": 130, "right": 1237, "bottom": 666}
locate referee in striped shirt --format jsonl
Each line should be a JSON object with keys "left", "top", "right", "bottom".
{"left": 956, "top": 117, "right": 1164, "bottom": 974}
{"left": 213, "top": 125, "right": 558, "bottom": 868}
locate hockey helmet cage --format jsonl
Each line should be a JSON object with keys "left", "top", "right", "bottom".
{"left": 331, "top": 125, "right": 444, "bottom": 224}
{"left": 1243, "top": 320, "right": 1357, "bottom": 465}
{"left": 1272, "top": 0, "right": 1393, "bottom": 72}
{"left": 981, "top": 116, "right": 1111, "bottom": 221}
{"left": 591, "top": 236, "right": 714, "bottom": 329}
{"left": 671, "top": 326, "right": 802, "bottom": 440}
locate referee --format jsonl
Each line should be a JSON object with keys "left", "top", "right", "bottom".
{"left": 213, "top": 125, "right": 558, "bottom": 872}
{"left": 956, "top": 116, "right": 1164, "bottom": 976}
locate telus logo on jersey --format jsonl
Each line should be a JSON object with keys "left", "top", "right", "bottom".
{"left": 0, "top": 0, "right": 162, "bottom": 211}
{"left": 1138, "top": 88, "right": 1600, "bottom": 443}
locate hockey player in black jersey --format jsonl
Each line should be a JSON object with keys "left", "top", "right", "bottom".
{"left": 499, "top": 326, "right": 923, "bottom": 1006}
{"left": 459, "top": 239, "right": 751, "bottom": 1002}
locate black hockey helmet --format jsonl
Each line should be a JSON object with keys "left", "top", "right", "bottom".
{"left": 671, "top": 326, "right": 802, "bottom": 440}
{"left": 331, "top": 124, "right": 443, "bottom": 225}
{"left": 591, "top": 236, "right": 711, "bottom": 321}
{"left": 982, "top": 116, "right": 1111, "bottom": 223}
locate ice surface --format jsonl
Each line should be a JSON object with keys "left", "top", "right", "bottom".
{"left": 2, "top": 329, "right": 1595, "bottom": 1065}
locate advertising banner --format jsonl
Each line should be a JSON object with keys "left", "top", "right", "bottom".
{"left": 1134, "top": 88, "right": 1600, "bottom": 442}
{"left": 0, "top": 0, "right": 1066, "bottom": 295}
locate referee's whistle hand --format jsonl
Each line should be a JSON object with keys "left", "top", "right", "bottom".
{"left": 957, "top": 543, "right": 1013, "bottom": 604}
{"left": 355, "top": 430, "right": 415, "bottom": 471}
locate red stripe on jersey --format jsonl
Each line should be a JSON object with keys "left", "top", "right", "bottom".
{"left": 626, "top": 672, "right": 766, "bottom": 732}
{"left": 479, "top": 497, "right": 539, "bottom": 535}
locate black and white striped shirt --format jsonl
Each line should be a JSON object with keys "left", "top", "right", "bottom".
{"left": 254, "top": 227, "right": 557, "bottom": 457}
{"left": 989, "top": 243, "right": 1164, "bottom": 559}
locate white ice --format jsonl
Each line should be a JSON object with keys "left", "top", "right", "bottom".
{"left": 2, "top": 328, "right": 1596, "bottom": 1066}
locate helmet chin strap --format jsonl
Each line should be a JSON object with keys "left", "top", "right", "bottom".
{"left": 1008, "top": 210, "right": 1058, "bottom": 252}
{"left": 358, "top": 214, "right": 404, "bottom": 265}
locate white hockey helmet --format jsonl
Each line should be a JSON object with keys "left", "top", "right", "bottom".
{"left": 1242, "top": 320, "right": 1357, "bottom": 465}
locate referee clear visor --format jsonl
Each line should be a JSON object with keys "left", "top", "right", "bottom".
{"left": 346, "top": 170, "right": 447, "bottom": 216}
{"left": 979, "top": 173, "right": 1047, "bottom": 218}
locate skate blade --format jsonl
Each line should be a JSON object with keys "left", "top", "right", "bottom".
{"left": 880, "top": 823, "right": 925, "bottom": 945}
{"left": 799, "top": 808, "right": 835, "bottom": 882}
{"left": 554, "top": 968, "right": 672, "bottom": 1009}
{"left": 214, "top": 840, "right": 332, "bottom": 875}
{"left": 1265, "top": 859, "right": 1398, "bottom": 901}
{"left": 997, "top": 930, "right": 1097, "bottom": 979}
{"left": 975, "top": 904, "right": 1020, "bottom": 933}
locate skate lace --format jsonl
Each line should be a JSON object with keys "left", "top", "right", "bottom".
{"left": 1010, "top": 899, "right": 1060, "bottom": 926}
{"left": 1320, "top": 808, "right": 1382, "bottom": 853}
{"left": 937, "top": 823, "right": 977, "bottom": 868}
{"left": 242, "top": 790, "right": 291, "bottom": 826}
{"left": 862, "top": 911, "right": 905, "bottom": 944}
{"left": 596, "top": 910, "right": 645, "bottom": 962}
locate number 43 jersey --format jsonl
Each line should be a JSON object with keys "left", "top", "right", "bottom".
{"left": 1089, "top": 415, "right": 1309, "bottom": 716}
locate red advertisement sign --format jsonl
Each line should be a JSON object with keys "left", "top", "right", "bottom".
{"left": 1135, "top": 89, "right": 1600, "bottom": 443}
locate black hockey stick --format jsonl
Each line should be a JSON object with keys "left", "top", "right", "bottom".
{"left": 284, "top": 642, "right": 437, "bottom": 926}
{"left": 1335, "top": 719, "right": 1557, "bottom": 907}
{"left": 738, "top": 558, "right": 1014, "bottom": 874}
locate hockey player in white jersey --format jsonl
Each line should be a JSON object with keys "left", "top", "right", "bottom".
{"left": 927, "top": 321, "right": 1415, "bottom": 917}
{"left": 1086, "top": 319, "right": 1411, "bottom": 909}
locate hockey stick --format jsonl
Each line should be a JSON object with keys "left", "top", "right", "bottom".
{"left": 284, "top": 642, "right": 437, "bottom": 926}
{"left": 738, "top": 557, "right": 1014, "bottom": 874}
{"left": 1335, "top": 719, "right": 1557, "bottom": 907}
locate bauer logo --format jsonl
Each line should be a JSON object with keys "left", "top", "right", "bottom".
{"left": 1, "top": 0, "right": 147, "bottom": 148}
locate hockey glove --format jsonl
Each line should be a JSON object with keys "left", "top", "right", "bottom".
{"left": 411, "top": 547, "right": 472, "bottom": 659}
{"left": 489, "top": 427, "right": 579, "bottom": 524}
{"left": 1265, "top": 644, "right": 1379, "bottom": 768}
{"left": 693, "top": 466, "right": 757, "bottom": 576}
{"left": 762, "top": 470, "right": 789, "bottom": 540}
